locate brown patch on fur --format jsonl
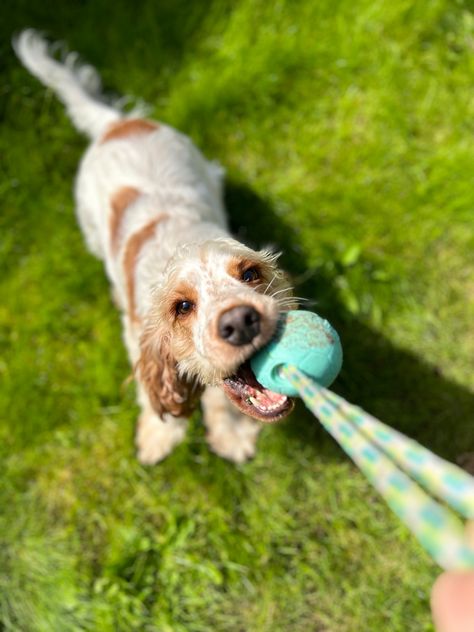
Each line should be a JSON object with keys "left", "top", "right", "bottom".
{"left": 226, "top": 256, "right": 294, "bottom": 304}
{"left": 100, "top": 118, "right": 159, "bottom": 144}
{"left": 226, "top": 257, "right": 263, "bottom": 285}
{"left": 110, "top": 186, "right": 141, "bottom": 254}
{"left": 168, "top": 282, "right": 199, "bottom": 361}
{"left": 136, "top": 327, "right": 203, "bottom": 418}
{"left": 246, "top": 257, "right": 294, "bottom": 306}
{"left": 167, "top": 282, "right": 199, "bottom": 318}
{"left": 123, "top": 215, "right": 168, "bottom": 322}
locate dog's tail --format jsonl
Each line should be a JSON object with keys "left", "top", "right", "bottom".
{"left": 13, "top": 29, "right": 123, "bottom": 139}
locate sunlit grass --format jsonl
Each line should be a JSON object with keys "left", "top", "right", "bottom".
{"left": 1, "top": 0, "right": 474, "bottom": 629}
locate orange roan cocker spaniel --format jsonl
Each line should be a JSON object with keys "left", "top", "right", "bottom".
{"left": 15, "top": 30, "right": 297, "bottom": 464}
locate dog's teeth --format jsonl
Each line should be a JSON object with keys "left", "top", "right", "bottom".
{"left": 248, "top": 394, "right": 286, "bottom": 414}
{"left": 249, "top": 397, "right": 267, "bottom": 411}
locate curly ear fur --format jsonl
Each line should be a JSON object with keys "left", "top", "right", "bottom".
{"left": 136, "top": 328, "right": 202, "bottom": 418}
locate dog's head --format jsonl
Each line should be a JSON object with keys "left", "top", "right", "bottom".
{"left": 137, "top": 238, "right": 296, "bottom": 422}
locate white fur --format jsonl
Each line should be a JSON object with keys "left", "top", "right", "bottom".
{"left": 14, "top": 29, "right": 120, "bottom": 137}
{"left": 14, "top": 30, "right": 294, "bottom": 463}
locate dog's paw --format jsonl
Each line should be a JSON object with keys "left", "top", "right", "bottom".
{"left": 206, "top": 414, "right": 261, "bottom": 464}
{"left": 136, "top": 412, "right": 187, "bottom": 465}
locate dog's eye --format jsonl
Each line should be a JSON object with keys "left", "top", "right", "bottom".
{"left": 242, "top": 267, "right": 260, "bottom": 283}
{"left": 176, "top": 300, "right": 194, "bottom": 316}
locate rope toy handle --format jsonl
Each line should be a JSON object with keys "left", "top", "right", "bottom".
{"left": 251, "top": 311, "right": 474, "bottom": 570}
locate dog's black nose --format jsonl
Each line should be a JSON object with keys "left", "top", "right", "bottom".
{"left": 218, "top": 305, "right": 261, "bottom": 346}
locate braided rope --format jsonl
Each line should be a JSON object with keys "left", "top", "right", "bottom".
{"left": 280, "top": 364, "right": 474, "bottom": 570}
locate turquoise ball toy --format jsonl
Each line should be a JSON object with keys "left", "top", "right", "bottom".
{"left": 250, "top": 310, "right": 343, "bottom": 396}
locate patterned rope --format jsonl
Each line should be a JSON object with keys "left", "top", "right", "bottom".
{"left": 280, "top": 364, "right": 474, "bottom": 571}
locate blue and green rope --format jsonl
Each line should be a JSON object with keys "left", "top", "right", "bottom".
{"left": 280, "top": 364, "right": 474, "bottom": 571}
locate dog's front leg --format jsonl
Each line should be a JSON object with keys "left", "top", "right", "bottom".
{"left": 124, "top": 320, "right": 188, "bottom": 465}
{"left": 135, "top": 395, "right": 188, "bottom": 465}
{"left": 201, "top": 386, "right": 262, "bottom": 464}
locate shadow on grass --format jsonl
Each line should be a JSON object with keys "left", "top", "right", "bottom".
{"left": 225, "top": 180, "right": 474, "bottom": 462}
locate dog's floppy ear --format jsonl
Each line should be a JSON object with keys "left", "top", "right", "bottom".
{"left": 136, "top": 327, "right": 202, "bottom": 418}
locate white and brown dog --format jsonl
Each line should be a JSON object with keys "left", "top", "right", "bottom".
{"left": 15, "top": 30, "right": 296, "bottom": 464}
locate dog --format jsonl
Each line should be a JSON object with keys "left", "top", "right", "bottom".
{"left": 14, "top": 30, "right": 296, "bottom": 464}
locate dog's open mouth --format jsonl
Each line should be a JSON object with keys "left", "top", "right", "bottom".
{"left": 221, "top": 361, "right": 294, "bottom": 423}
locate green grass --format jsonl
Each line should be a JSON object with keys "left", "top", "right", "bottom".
{"left": 2, "top": 0, "right": 474, "bottom": 629}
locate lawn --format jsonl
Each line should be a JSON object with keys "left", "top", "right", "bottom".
{"left": 1, "top": 0, "right": 474, "bottom": 630}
